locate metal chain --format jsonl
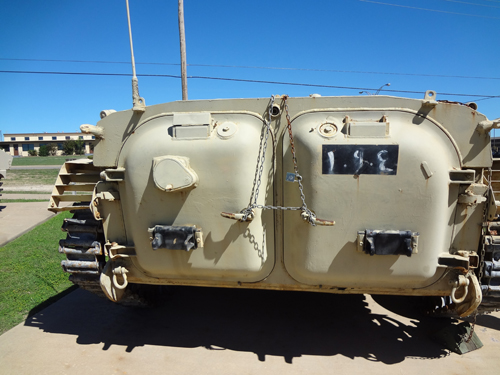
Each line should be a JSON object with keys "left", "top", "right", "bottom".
{"left": 241, "top": 95, "right": 316, "bottom": 225}
{"left": 245, "top": 95, "right": 275, "bottom": 211}
{"left": 283, "top": 96, "right": 315, "bottom": 225}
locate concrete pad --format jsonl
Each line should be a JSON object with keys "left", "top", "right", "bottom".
{"left": 0, "top": 202, "right": 56, "bottom": 247}
{"left": 0, "top": 287, "right": 499, "bottom": 375}
{"left": 2, "top": 194, "right": 50, "bottom": 200}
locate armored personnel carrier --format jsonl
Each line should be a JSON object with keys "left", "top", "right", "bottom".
{"left": 49, "top": 91, "right": 500, "bottom": 318}
{"left": 0, "top": 150, "right": 13, "bottom": 201}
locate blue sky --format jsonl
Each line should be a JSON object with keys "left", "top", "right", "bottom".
{"left": 0, "top": 0, "right": 498, "bottom": 137}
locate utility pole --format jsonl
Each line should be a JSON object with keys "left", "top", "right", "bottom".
{"left": 178, "top": 0, "right": 188, "bottom": 100}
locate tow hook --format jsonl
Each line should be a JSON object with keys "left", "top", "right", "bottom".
{"left": 112, "top": 266, "right": 129, "bottom": 290}
{"left": 449, "top": 274, "right": 469, "bottom": 304}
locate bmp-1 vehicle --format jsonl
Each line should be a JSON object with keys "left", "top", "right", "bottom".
{"left": 49, "top": 91, "right": 500, "bottom": 318}
{"left": 0, "top": 150, "right": 13, "bottom": 201}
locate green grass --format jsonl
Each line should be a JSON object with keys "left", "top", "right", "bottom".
{"left": 0, "top": 211, "right": 73, "bottom": 334}
{"left": 12, "top": 155, "right": 88, "bottom": 166}
{"left": 4, "top": 169, "right": 59, "bottom": 186}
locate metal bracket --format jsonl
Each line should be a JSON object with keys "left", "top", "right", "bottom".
{"left": 423, "top": 90, "right": 438, "bottom": 107}
{"left": 221, "top": 210, "right": 255, "bottom": 222}
{"left": 300, "top": 211, "right": 335, "bottom": 226}
{"left": 148, "top": 225, "right": 203, "bottom": 251}
{"left": 80, "top": 124, "right": 104, "bottom": 139}
{"left": 458, "top": 183, "right": 488, "bottom": 206}
{"left": 100, "top": 168, "right": 126, "bottom": 182}
{"left": 357, "top": 230, "right": 418, "bottom": 256}
{"left": 476, "top": 117, "right": 500, "bottom": 134}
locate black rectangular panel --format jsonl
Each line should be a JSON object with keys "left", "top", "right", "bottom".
{"left": 322, "top": 145, "right": 398, "bottom": 175}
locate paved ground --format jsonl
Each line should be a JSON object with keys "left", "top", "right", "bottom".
{"left": 0, "top": 287, "right": 499, "bottom": 375}
{"left": 0, "top": 200, "right": 499, "bottom": 374}
{"left": 2, "top": 194, "right": 50, "bottom": 200}
{"left": 0, "top": 201, "right": 56, "bottom": 247}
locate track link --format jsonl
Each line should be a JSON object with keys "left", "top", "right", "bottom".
{"left": 60, "top": 208, "right": 107, "bottom": 297}
{"left": 60, "top": 206, "right": 159, "bottom": 306}
{"left": 478, "top": 231, "right": 500, "bottom": 314}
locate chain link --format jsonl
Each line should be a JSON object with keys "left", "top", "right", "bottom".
{"left": 241, "top": 95, "right": 316, "bottom": 225}
{"left": 283, "top": 96, "right": 315, "bottom": 225}
{"left": 246, "top": 95, "right": 275, "bottom": 211}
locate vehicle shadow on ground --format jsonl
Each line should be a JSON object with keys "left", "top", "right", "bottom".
{"left": 25, "top": 286, "right": 454, "bottom": 364}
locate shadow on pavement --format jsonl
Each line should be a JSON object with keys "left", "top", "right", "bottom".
{"left": 25, "top": 286, "right": 453, "bottom": 364}
{"left": 475, "top": 314, "right": 500, "bottom": 331}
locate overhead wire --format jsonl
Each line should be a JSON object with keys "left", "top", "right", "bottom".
{"left": 358, "top": 0, "right": 500, "bottom": 19}
{"left": 1, "top": 69, "right": 498, "bottom": 101}
{"left": 1, "top": 57, "right": 499, "bottom": 80}
{"left": 440, "top": 0, "right": 500, "bottom": 8}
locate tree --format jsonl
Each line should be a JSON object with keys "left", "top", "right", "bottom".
{"left": 38, "top": 145, "right": 49, "bottom": 156}
{"left": 62, "top": 140, "right": 75, "bottom": 155}
{"left": 74, "top": 139, "right": 85, "bottom": 155}
{"left": 39, "top": 144, "right": 56, "bottom": 157}
{"left": 47, "top": 143, "right": 57, "bottom": 156}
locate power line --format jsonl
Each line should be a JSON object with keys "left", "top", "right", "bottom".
{"left": 358, "top": 0, "right": 500, "bottom": 19}
{"left": 1, "top": 69, "right": 498, "bottom": 101}
{"left": 1, "top": 57, "right": 499, "bottom": 80}
{"left": 441, "top": 0, "right": 500, "bottom": 8}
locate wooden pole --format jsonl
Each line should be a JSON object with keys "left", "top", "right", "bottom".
{"left": 178, "top": 0, "right": 188, "bottom": 100}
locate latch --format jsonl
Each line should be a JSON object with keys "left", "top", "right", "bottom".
{"left": 300, "top": 211, "right": 335, "bottom": 226}
{"left": 148, "top": 225, "right": 203, "bottom": 251}
{"left": 357, "top": 230, "right": 419, "bottom": 256}
{"left": 220, "top": 210, "right": 255, "bottom": 222}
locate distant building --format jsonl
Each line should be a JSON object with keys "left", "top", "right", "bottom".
{"left": 0, "top": 132, "right": 94, "bottom": 157}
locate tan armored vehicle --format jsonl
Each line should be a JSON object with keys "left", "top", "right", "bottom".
{"left": 49, "top": 91, "right": 500, "bottom": 317}
{"left": 0, "top": 150, "right": 13, "bottom": 200}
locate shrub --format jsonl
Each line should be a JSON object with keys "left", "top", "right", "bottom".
{"left": 28, "top": 149, "right": 38, "bottom": 157}
{"left": 39, "top": 145, "right": 49, "bottom": 156}
{"left": 74, "top": 139, "right": 85, "bottom": 155}
{"left": 62, "top": 140, "right": 75, "bottom": 155}
{"left": 47, "top": 144, "right": 57, "bottom": 156}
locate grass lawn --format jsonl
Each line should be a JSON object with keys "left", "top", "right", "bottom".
{"left": 0, "top": 211, "right": 73, "bottom": 335}
{"left": 4, "top": 169, "right": 60, "bottom": 187}
{"left": 12, "top": 155, "right": 89, "bottom": 166}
